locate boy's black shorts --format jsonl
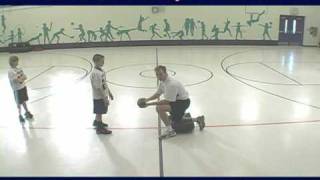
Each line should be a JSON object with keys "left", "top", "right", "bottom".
{"left": 14, "top": 87, "right": 29, "bottom": 105}
{"left": 93, "top": 99, "right": 108, "bottom": 114}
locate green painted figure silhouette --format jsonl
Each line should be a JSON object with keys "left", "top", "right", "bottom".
{"left": 5, "top": 30, "right": 15, "bottom": 44}
{"left": 211, "top": 25, "right": 222, "bottom": 40}
{"left": 98, "top": 27, "right": 108, "bottom": 41}
{"left": 247, "top": 10, "right": 265, "bottom": 27}
{"left": 259, "top": 22, "right": 272, "bottom": 40}
{"left": 163, "top": 19, "right": 171, "bottom": 39}
{"left": 150, "top": 23, "right": 162, "bottom": 40}
{"left": 198, "top": 21, "right": 208, "bottom": 40}
{"left": 171, "top": 30, "right": 184, "bottom": 40}
{"left": 27, "top": 33, "right": 42, "bottom": 44}
{"left": 223, "top": 18, "right": 232, "bottom": 37}
{"left": 17, "top": 28, "right": 23, "bottom": 43}
{"left": 42, "top": 22, "right": 53, "bottom": 44}
{"left": 105, "top": 20, "right": 118, "bottom": 41}
{"left": 232, "top": 22, "right": 246, "bottom": 40}
{"left": 184, "top": 18, "right": 190, "bottom": 36}
{"left": 116, "top": 27, "right": 137, "bottom": 41}
{"left": 50, "top": 28, "right": 74, "bottom": 44}
{"left": 74, "top": 24, "right": 86, "bottom": 42}
{"left": 137, "top": 15, "right": 149, "bottom": 32}
{"left": 189, "top": 18, "right": 197, "bottom": 36}
{"left": 1, "top": 15, "right": 6, "bottom": 33}
{"left": 0, "top": 34, "right": 4, "bottom": 44}
{"left": 87, "top": 30, "right": 98, "bottom": 42}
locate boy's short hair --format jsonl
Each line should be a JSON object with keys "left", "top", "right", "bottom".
{"left": 92, "top": 54, "right": 104, "bottom": 63}
{"left": 9, "top": 55, "right": 19, "bottom": 67}
{"left": 154, "top": 65, "right": 167, "bottom": 73}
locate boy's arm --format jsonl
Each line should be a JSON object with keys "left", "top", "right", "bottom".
{"left": 8, "top": 71, "right": 19, "bottom": 83}
{"left": 108, "top": 87, "right": 113, "bottom": 100}
{"left": 92, "top": 74, "right": 108, "bottom": 102}
{"left": 21, "top": 70, "right": 27, "bottom": 80}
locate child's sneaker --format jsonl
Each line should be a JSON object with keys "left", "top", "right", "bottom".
{"left": 196, "top": 115, "right": 205, "bottom": 130}
{"left": 25, "top": 111, "right": 33, "bottom": 119}
{"left": 159, "top": 129, "right": 176, "bottom": 139}
{"left": 93, "top": 120, "right": 108, "bottom": 127}
{"left": 19, "top": 115, "right": 25, "bottom": 123}
{"left": 96, "top": 127, "right": 112, "bottom": 135}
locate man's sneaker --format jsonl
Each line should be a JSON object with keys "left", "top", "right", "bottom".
{"left": 19, "top": 115, "right": 25, "bottom": 123}
{"left": 93, "top": 120, "right": 108, "bottom": 127}
{"left": 196, "top": 116, "right": 205, "bottom": 130}
{"left": 25, "top": 112, "right": 33, "bottom": 119}
{"left": 96, "top": 127, "right": 112, "bottom": 135}
{"left": 159, "top": 129, "right": 176, "bottom": 139}
{"left": 184, "top": 112, "right": 191, "bottom": 118}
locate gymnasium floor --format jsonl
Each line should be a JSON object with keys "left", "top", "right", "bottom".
{"left": 1, "top": 45, "right": 320, "bottom": 176}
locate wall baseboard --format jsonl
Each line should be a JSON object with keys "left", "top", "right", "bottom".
{"left": 0, "top": 40, "right": 280, "bottom": 53}
{"left": 302, "top": 45, "right": 319, "bottom": 47}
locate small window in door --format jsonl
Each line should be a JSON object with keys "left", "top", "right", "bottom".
{"left": 293, "top": 19, "right": 296, "bottom": 34}
{"left": 284, "top": 19, "right": 288, "bottom": 33}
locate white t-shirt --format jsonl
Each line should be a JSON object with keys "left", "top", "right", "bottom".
{"left": 90, "top": 67, "right": 109, "bottom": 100}
{"left": 156, "top": 76, "right": 189, "bottom": 102}
{"left": 8, "top": 67, "right": 26, "bottom": 91}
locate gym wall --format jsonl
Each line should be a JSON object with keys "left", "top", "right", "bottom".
{"left": 0, "top": 6, "right": 319, "bottom": 47}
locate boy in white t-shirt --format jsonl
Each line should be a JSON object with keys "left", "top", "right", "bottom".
{"left": 8, "top": 55, "right": 33, "bottom": 123}
{"left": 90, "top": 54, "right": 114, "bottom": 134}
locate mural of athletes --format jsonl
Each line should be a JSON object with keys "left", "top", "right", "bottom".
{"left": 0, "top": 10, "right": 271, "bottom": 46}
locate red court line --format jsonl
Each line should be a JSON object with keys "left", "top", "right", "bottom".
{"left": 207, "top": 119, "right": 320, "bottom": 128}
{"left": 0, "top": 119, "right": 320, "bottom": 130}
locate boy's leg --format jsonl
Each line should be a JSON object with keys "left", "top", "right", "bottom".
{"left": 93, "top": 113, "right": 108, "bottom": 127}
{"left": 22, "top": 102, "right": 33, "bottom": 119}
{"left": 95, "top": 114, "right": 112, "bottom": 134}
{"left": 95, "top": 114, "right": 102, "bottom": 121}
{"left": 14, "top": 90, "right": 25, "bottom": 123}
{"left": 93, "top": 99, "right": 111, "bottom": 134}
{"left": 22, "top": 102, "right": 28, "bottom": 112}
{"left": 17, "top": 104, "right": 25, "bottom": 123}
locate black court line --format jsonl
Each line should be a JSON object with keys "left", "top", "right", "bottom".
{"left": 25, "top": 66, "right": 54, "bottom": 84}
{"left": 1, "top": 118, "right": 320, "bottom": 130}
{"left": 259, "top": 62, "right": 303, "bottom": 86}
{"left": 226, "top": 62, "right": 300, "bottom": 86}
{"left": 221, "top": 50, "right": 320, "bottom": 110}
{"left": 139, "top": 69, "right": 176, "bottom": 79}
{"left": 27, "top": 52, "right": 93, "bottom": 104}
{"left": 225, "top": 61, "right": 320, "bottom": 86}
{"left": 106, "top": 63, "right": 214, "bottom": 89}
{"left": 30, "top": 65, "right": 89, "bottom": 90}
{"left": 155, "top": 48, "right": 164, "bottom": 177}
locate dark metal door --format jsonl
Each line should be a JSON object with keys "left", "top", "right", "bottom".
{"left": 278, "top": 15, "right": 305, "bottom": 45}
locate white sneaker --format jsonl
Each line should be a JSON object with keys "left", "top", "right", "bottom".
{"left": 159, "top": 129, "right": 176, "bottom": 139}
